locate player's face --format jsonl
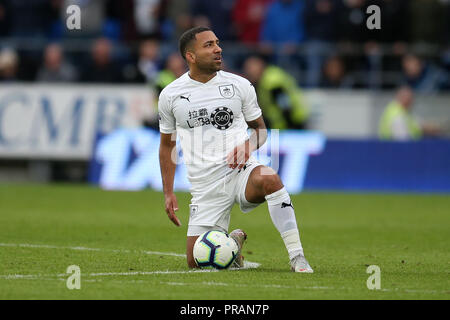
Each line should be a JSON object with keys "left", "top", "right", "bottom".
{"left": 191, "top": 31, "right": 222, "bottom": 73}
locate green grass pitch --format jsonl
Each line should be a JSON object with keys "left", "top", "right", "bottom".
{"left": 0, "top": 184, "right": 448, "bottom": 300}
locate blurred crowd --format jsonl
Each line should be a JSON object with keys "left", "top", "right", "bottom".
{"left": 0, "top": 0, "right": 449, "bottom": 91}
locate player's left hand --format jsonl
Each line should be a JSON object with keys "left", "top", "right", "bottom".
{"left": 226, "top": 140, "right": 251, "bottom": 170}
{"left": 164, "top": 192, "right": 181, "bottom": 227}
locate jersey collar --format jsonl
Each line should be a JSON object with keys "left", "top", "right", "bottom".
{"left": 187, "top": 71, "right": 220, "bottom": 85}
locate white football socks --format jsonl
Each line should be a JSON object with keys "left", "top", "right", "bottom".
{"left": 265, "top": 187, "right": 304, "bottom": 260}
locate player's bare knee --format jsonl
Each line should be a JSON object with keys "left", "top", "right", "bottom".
{"left": 252, "top": 166, "right": 274, "bottom": 184}
{"left": 250, "top": 166, "right": 283, "bottom": 196}
{"left": 262, "top": 173, "right": 283, "bottom": 196}
{"left": 258, "top": 165, "right": 277, "bottom": 177}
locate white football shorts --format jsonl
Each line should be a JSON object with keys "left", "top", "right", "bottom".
{"left": 187, "top": 157, "right": 263, "bottom": 236}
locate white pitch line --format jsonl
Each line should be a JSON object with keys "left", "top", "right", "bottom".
{"left": 0, "top": 269, "right": 222, "bottom": 280}
{"left": 0, "top": 242, "right": 261, "bottom": 280}
{"left": 159, "top": 281, "right": 447, "bottom": 294}
{"left": 3, "top": 242, "right": 446, "bottom": 295}
{"left": 0, "top": 265, "right": 262, "bottom": 280}
{"left": 143, "top": 250, "right": 186, "bottom": 257}
{"left": 81, "top": 260, "right": 260, "bottom": 277}
{"left": 0, "top": 243, "right": 101, "bottom": 251}
{"left": 1, "top": 272, "right": 446, "bottom": 295}
{"left": 0, "top": 242, "right": 186, "bottom": 257}
{"left": 0, "top": 242, "right": 260, "bottom": 267}
{"left": 0, "top": 274, "right": 42, "bottom": 280}
{"left": 2, "top": 274, "right": 445, "bottom": 295}
{"left": 88, "top": 269, "right": 216, "bottom": 277}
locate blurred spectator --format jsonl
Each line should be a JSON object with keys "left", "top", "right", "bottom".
{"left": 0, "top": 48, "right": 19, "bottom": 82}
{"left": 260, "top": 0, "right": 306, "bottom": 47}
{"left": 36, "top": 43, "right": 78, "bottom": 82}
{"left": 191, "top": 15, "right": 212, "bottom": 30}
{"left": 154, "top": 52, "right": 186, "bottom": 94}
{"left": 81, "top": 38, "right": 123, "bottom": 83}
{"left": 104, "top": 0, "right": 137, "bottom": 41}
{"left": 378, "top": 87, "right": 421, "bottom": 140}
{"left": 134, "top": 0, "right": 162, "bottom": 38}
{"left": 162, "top": 0, "right": 193, "bottom": 41}
{"left": 0, "top": 0, "right": 447, "bottom": 91}
{"left": 304, "top": 0, "right": 340, "bottom": 87}
{"left": 401, "top": 54, "right": 448, "bottom": 94}
{"left": 243, "top": 55, "right": 309, "bottom": 129}
{"left": 320, "top": 55, "right": 355, "bottom": 89}
{"left": 137, "top": 39, "right": 162, "bottom": 83}
{"left": 260, "top": 0, "right": 306, "bottom": 74}
{"left": 378, "top": 87, "right": 441, "bottom": 140}
{"left": 232, "top": 0, "right": 272, "bottom": 45}
{"left": 191, "top": 0, "right": 236, "bottom": 41}
{"left": 304, "top": 0, "right": 339, "bottom": 42}
{"left": 143, "top": 52, "right": 186, "bottom": 129}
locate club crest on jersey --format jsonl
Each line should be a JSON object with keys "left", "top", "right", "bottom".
{"left": 219, "top": 84, "right": 235, "bottom": 99}
{"left": 210, "top": 107, "right": 234, "bottom": 130}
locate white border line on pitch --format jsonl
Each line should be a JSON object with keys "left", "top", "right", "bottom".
{"left": 0, "top": 242, "right": 260, "bottom": 267}
{"left": 0, "top": 242, "right": 186, "bottom": 257}
{"left": 0, "top": 242, "right": 261, "bottom": 279}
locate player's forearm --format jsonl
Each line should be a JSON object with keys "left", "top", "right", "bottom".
{"left": 247, "top": 127, "right": 267, "bottom": 152}
{"left": 246, "top": 116, "right": 268, "bottom": 152}
{"left": 159, "top": 145, "right": 176, "bottom": 195}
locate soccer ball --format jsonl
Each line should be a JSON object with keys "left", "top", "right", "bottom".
{"left": 193, "top": 230, "right": 239, "bottom": 269}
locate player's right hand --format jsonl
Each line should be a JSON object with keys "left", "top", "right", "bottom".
{"left": 164, "top": 193, "right": 181, "bottom": 227}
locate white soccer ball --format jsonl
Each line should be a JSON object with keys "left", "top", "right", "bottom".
{"left": 193, "top": 230, "right": 239, "bottom": 269}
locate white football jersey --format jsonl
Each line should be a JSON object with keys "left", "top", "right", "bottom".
{"left": 158, "top": 70, "right": 262, "bottom": 190}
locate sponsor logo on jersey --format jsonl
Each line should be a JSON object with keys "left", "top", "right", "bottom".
{"left": 219, "top": 84, "right": 235, "bottom": 98}
{"left": 210, "top": 107, "right": 234, "bottom": 130}
{"left": 185, "top": 106, "right": 234, "bottom": 130}
{"left": 186, "top": 108, "right": 210, "bottom": 128}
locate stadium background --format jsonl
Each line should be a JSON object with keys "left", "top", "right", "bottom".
{"left": 0, "top": 0, "right": 449, "bottom": 300}
{"left": 0, "top": 0, "right": 449, "bottom": 190}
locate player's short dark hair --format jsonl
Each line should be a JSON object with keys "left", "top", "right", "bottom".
{"left": 179, "top": 26, "right": 211, "bottom": 60}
